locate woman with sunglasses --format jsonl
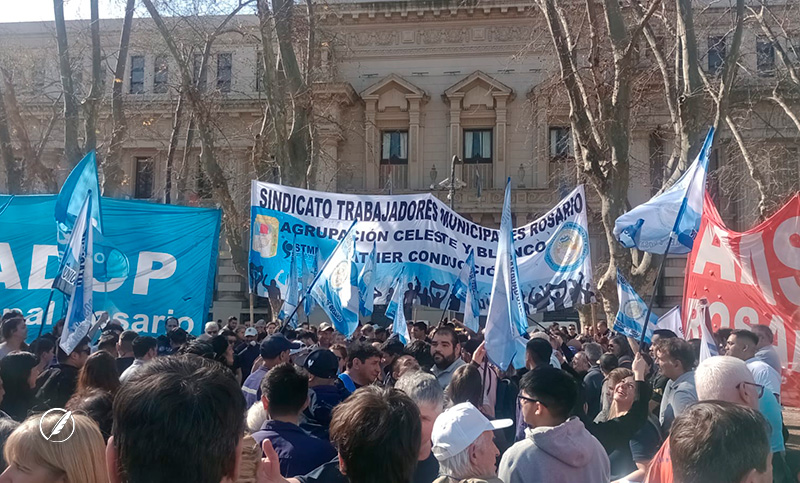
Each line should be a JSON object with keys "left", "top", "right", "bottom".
{"left": 604, "top": 368, "right": 663, "bottom": 483}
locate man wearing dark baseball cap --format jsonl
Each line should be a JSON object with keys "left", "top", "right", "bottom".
{"left": 301, "top": 349, "right": 347, "bottom": 440}
{"left": 241, "top": 333, "right": 301, "bottom": 407}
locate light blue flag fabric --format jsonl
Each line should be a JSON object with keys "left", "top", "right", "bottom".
{"left": 55, "top": 151, "right": 129, "bottom": 280}
{"left": 55, "top": 151, "right": 103, "bottom": 236}
{"left": 452, "top": 250, "right": 481, "bottom": 333}
{"left": 614, "top": 128, "right": 715, "bottom": 254}
{"left": 484, "top": 179, "right": 529, "bottom": 371}
{"left": 279, "top": 242, "right": 300, "bottom": 328}
{"left": 359, "top": 241, "right": 377, "bottom": 317}
{"left": 310, "top": 221, "right": 360, "bottom": 337}
{"left": 303, "top": 248, "right": 320, "bottom": 317}
{"left": 58, "top": 195, "right": 94, "bottom": 355}
{"left": 613, "top": 270, "right": 657, "bottom": 344}
{"left": 385, "top": 268, "right": 410, "bottom": 344}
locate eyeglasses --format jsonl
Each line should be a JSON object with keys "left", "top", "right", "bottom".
{"left": 517, "top": 394, "right": 545, "bottom": 406}
{"left": 737, "top": 381, "right": 765, "bottom": 398}
{"left": 208, "top": 330, "right": 219, "bottom": 336}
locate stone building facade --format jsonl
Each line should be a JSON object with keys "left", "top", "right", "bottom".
{"left": 0, "top": 1, "right": 797, "bottom": 323}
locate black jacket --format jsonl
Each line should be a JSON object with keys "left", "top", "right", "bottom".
{"left": 35, "top": 364, "right": 79, "bottom": 410}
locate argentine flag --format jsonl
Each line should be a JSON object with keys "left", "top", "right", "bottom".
{"left": 359, "top": 241, "right": 377, "bottom": 317}
{"left": 385, "top": 268, "right": 410, "bottom": 344}
{"left": 484, "top": 179, "right": 529, "bottom": 371}
{"left": 452, "top": 249, "right": 481, "bottom": 333}
{"left": 302, "top": 248, "right": 320, "bottom": 317}
{"left": 310, "top": 221, "right": 360, "bottom": 337}
{"left": 279, "top": 242, "right": 300, "bottom": 328}
{"left": 57, "top": 195, "right": 94, "bottom": 355}
{"left": 614, "top": 128, "right": 715, "bottom": 254}
{"left": 613, "top": 270, "right": 657, "bottom": 344}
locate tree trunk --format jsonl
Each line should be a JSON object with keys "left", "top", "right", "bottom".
{"left": 104, "top": 0, "right": 135, "bottom": 197}
{"left": 177, "top": 117, "right": 195, "bottom": 201}
{"left": 165, "top": 88, "right": 185, "bottom": 204}
{"left": 83, "top": 0, "right": 102, "bottom": 155}
{"left": 0, "top": 79, "right": 22, "bottom": 193}
{"left": 53, "top": 0, "right": 81, "bottom": 166}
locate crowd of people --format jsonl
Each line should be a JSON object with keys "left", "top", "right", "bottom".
{"left": 0, "top": 308, "right": 791, "bottom": 483}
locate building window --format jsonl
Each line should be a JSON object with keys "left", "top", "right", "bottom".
{"left": 256, "top": 52, "right": 265, "bottom": 92}
{"left": 549, "top": 127, "right": 573, "bottom": 159}
{"left": 32, "top": 59, "right": 46, "bottom": 94}
{"left": 463, "top": 129, "right": 493, "bottom": 163}
{"left": 708, "top": 36, "right": 726, "bottom": 76}
{"left": 154, "top": 55, "right": 168, "bottom": 93}
{"left": 381, "top": 131, "right": 408, "bottom": 164}
{"left": 217, "top": 53, "right": 232, "bottom": 92}
{"left": 134, "top": 157, "right": 154, "bottom": 199}
{"left": 757, "top": 37, "right": 776, "bottom": 77}
{"left": 130, "top": 55, "right": 144, "bottom": 94}
{"left": 379, "top": 131, "right": 408, "bottom": 190}
{"left": 193, "top": 54, "right": 206, "bottom": 91}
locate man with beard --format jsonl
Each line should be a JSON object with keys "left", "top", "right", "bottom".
{"left": 430, "top": 326, "right": 465, "bottom": 390}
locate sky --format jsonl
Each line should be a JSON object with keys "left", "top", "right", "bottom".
{"left": 2, "top": 0, "right": 126, "bottom": 23}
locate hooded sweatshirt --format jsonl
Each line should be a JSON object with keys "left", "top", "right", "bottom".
{"left": 498, "top": 417, "right": 610, "bottom": 483}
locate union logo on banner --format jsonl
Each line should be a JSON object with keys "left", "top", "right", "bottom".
{"left": 684, "top": 193, "right": 800, "bottom": 406}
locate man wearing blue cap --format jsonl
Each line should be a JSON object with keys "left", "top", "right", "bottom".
{"left": 241, "top": 333, "right": 301, "bottom": 407}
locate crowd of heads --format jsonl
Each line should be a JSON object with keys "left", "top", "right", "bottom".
{"left": 0, "top": 309, "right": 789, "bottom": 483}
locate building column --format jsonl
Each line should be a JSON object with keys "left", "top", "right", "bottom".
{"left": 364, "top": 99, "right": 378, "bottom": 190}
{"left": 448, "top": 94, "right": 463, "bottom": 180}
{"left": 408, "top": 96, "right": 423, "bottom": 189}
{"left": 316, "top": 136, "right": 340, "bottom": 191}
{"left": 494, "top": 95, "right": 508, "bottom": 188}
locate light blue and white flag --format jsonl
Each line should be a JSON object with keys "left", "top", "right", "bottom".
{"left": 613, "top": 270, "right": 657, "bottom": 344}
{"left": 453, "top": 249, "right": 481, "bottom": 333}
{"left": 359, "top": 241, "right": 377, "bottom": 317}
{"left": 55, "top": 151, "right": 129, "bottom": 281}
{"left": 57, "top": 195, "right": 94, "bottom": 355}
{"left": 614, "top": 128, "right": 715, "bottom": 254}
{"left": 697, "top": 301, "right": 719, "bottom": 363}
{"left": 310, "top": 221, "right": 360, "bottom": 337}
{"left": 385, "top": 268, "right": 410, "bottom": 344}
{"left": 303, "top": 248, "right": 320, "bottom": 317}
{"left": 484, "top": 179, "right": 529, "bottom": 371}
{"left": 279, "top": 241, "right": 300, "bottom": 328}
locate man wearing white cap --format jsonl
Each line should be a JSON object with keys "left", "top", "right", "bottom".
{"left": 431, "top": 402, "right": 512, "bottom": 483}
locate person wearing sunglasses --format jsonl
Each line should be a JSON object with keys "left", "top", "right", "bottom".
{"left": 34, "top": 336, "right": 92, "bottom": 410}
{"left": 645, "top": 353, "right": 774, "bottom": 483}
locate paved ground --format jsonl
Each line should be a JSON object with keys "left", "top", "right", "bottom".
{"left": 786, "top": 408, "right": 800, "bottom": 451}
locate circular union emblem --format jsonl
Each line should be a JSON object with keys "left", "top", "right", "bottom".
{"left": 39, "top": 408, "right": 76, "bottom": 443}
{"left": 330, "top": 261, "right": 350, "bottom": 290}
{"left": 362, "top": 268, "right": 373, "bottom": 287}
{"left": 545, "top": 222, "right": 589, "bottom": 272}
{"left": 623, "top": 300, "right": 645, "bottom": 320}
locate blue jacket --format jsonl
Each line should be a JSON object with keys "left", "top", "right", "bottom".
{"left": 242, "top": 367, "right": 268, "bottom": 407}
{"left": 252, "top": 420, "right": 337, "bottom": 477}
{"left": 300, "top": 385, "right": 347, "bottom": 439}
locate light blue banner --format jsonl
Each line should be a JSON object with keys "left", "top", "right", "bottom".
{"left": 0, "top": 195, "right": 221, "bottom": 340}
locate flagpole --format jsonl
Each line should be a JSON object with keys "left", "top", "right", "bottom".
{"left": 37, "top": 290, "right": 56, "bottom": 338}
{"left": 638, "top": 234, "right": 674, "bottom": 348}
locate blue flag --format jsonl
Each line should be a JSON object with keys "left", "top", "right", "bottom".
{"left": 614, "top": 128, "right": 715, "bottom": 254}
{"left": 303, "top": 248, "right": 320, "bottom": 317}
{"left": 55, "top": 151, "right": 103, "bottom": 237}
{"left": 310, "top": 221, "right": 360, "bottom": 337}
{"left": 484, "top": 179, "right": 529, "bottom": 371}
{"left": 385, "top": 268, "right": 410, "bottom": 344}
{"left": 58, "top": 195, "right": 94, "bottom": 355}
{"left": 55, "top": 151, "right": 129, "bottom": 280}
{"left": 359, "top": 241, "right": 377, "bottom": 317}
{"left": 279, "top": 241, "right": 300, "bottom": 328}
{"left": 613, "top": 270, "right": 657, "bottom": 344}
{"left": 452, "top": 249, "right": 480, "bottom": 333}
